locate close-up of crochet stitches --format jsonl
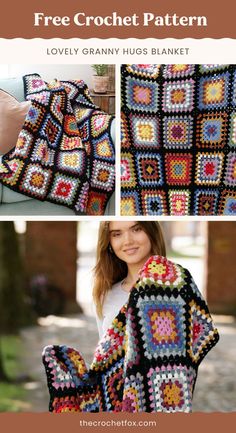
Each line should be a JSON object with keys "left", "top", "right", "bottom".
{"left": 120, "top": 64, "right": 236, "bottom": 216}
{"left": 0, "top": 74, "right": 115, "bottom": 215}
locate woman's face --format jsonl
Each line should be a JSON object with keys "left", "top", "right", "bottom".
{"left": 109, "top": 221, "right": 152, "bottom": 267}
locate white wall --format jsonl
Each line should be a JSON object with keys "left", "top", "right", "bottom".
{"left": 0, "top": 64, "right": 95, "bottom": 88}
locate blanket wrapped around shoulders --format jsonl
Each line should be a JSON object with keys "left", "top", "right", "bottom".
{"left": 0, "top": 74, "right": 115, "bottom": 215}
{"left": 42, "top": 255, "right": 219, "bottom": 412}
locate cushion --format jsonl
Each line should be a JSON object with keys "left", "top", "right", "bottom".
{"left": 0, "top": 89, "right": 30, "bottom": 154}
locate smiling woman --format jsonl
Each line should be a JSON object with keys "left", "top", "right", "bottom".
{"left": 93, "top": 221, "right": 166, "bottom": 336}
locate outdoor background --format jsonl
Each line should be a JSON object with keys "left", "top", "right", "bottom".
{"left": 0, "top": 221, "right": 235, "bottom": 412}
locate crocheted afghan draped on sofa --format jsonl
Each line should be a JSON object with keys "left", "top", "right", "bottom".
{"left": 0, "top": 74, "right": 115, "bottom": 215}
{"left": 42, "top": 255, "right": 219, "bottom": 413}
{"left": 120, "top": 64, "right": 236, "bottom": 216}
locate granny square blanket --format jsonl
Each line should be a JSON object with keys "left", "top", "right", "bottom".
{"left": 0, "top": 74, "right": 115, "bottom": 215}
{"left": 43, "top": 255, "right": 219, "bottom": 413}
{"left": 120, "top": 64, "right": 236, "bottom": 216}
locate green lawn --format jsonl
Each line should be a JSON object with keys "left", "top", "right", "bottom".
{"left": 0, "top": 335, "right": 27, "bottom": 412}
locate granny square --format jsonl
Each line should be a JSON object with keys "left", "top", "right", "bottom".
{"left": 130, "top": 113, "right": 160, "bottom": 148}
{"left": 136, "top": 152, "right": 164, "bottom": 187}
{"left": 120, "top": 191, "right": 140, "bottom": 216}
{"left": 20, "top": 164, "right": 52, "bottom": 198}
{"left": 163, "top": 116, "right": 193, "bottom": 149}
{"left": 193, "top": 189, "right": 219, "bottom": 215}
{"left": 162, "top": 79, "right": 194, "bottom": 112}
{"left": 125, "top": 75, "right": 159, "bottom": 113}
{"left": 162, "top": 64, "right": 195, "bottom": 79}
{"left": 197, "top": 72, "right": 230, "bottom": 110}
{"left": 141, "top": 190, "right": 167, "bottom": 215}
{"left": 195, "top": 152, "right": 224, "bottom": 186}
{"left": 169, "top": 190, "right": 191, "bottom": 216}
{"left": 121, "top": 153, "right": 137, "bottom": 188}
{"left": 165, "top": 153, "right": 192, "bottom": 185}
{"left": 196, "top": 112, "right": 228, "bottom": 148}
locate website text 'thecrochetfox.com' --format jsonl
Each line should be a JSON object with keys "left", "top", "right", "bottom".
{"left": 79, "top": 419, "right": 157, "bottom": 428}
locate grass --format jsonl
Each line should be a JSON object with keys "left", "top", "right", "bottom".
{"left": 0, "top": 335, "right": 27, "bottom": 412}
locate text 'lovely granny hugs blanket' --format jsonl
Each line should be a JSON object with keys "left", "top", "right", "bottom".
{"left": 120, "top": 64, "right": 236, "bottom": 216}
{"left": 0, "top": 74, "right": 115, "bottom": 215}
{"left": 42, "top": 255, "right": 219, "bottom": 413}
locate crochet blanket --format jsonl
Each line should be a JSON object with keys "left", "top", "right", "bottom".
{"left": 0, "top": 74, "right": 115, "bottom": 215}
{"left": 42, "top": 255, "right": 219, "bottom": 413}
{"left": 121, "top": 64, "right": 236, "bottom": 216}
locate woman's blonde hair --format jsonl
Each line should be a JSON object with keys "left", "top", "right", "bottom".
{"left": 93, "top": 221, "right": 166, "bottom": 318}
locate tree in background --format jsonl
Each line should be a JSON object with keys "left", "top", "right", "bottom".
{"left": 0, "top": 222, "right": 31, "bottom": 381}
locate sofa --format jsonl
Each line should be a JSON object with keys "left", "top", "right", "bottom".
{"left": 0, "top": 77, "right": 115, "bottom": 215}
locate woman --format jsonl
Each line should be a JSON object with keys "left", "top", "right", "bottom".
{"left": 43, "top": 221, "right": 219, "bottom": 413}
{"left": 93, "top": 220, "right": 166, "bottom": 338}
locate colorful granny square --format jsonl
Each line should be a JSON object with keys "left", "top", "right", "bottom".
{"left": 147, "top": 365, "right": 195, "bottom": 412}
{"left": 91, "top": 161, "right": 114, "bottom": 191}
{"left": 165, "top": 153, "right": 192, "bottom": 185}
{"left": 188, "top": 300, "right": 217, "bottom": 363}
{"left": 41, "top": 114, "right": 62, "bottom": 148}
{"left": 136, "top": 152, "right": 164, "bottom": 187}
{"left": 137, "top": 295, "right": 186, "bottom": 360}
{"left": 224, "top": 152, "right": 236, "bottom": 186}
{"left": 57, "top": 150, "right": 86, "bottom": 175}
{"left": 20, "top": 164, "right": 52, "bottom": 198}
{"left": 162, "top": 64, "right": 195, "bottom": 79}
{"left": 14, "top": 130, "right": 33, "bottom": 158}
{"left": 195, "top": 152, "right": 224, "bottom": 185}
{"left": 130, "top": 113, "right": 160, "bottom": 148}
{"left": 141, "top": 190, "right": 167, "bottom": 215}
{"left": 94, "top": 134, "right": 115, "bottom": 162}
{"left": 229, "top": 113, "right": 236, "bottom": 147}
{"left": 138, "top": 256, "right": 185, "bottom": 289}
{"left": 123, "top": 373, "right": 146, "bottom": 412}
{"left": 125, "top": 75, "right": 159, "bottom": 113}
{"left": 86, "top": 191, "right": 107, "bottom": 215}
{"left": 162, "top": 79, "right": 194, "bottom": 113}
{"left": 24, "top": 74, "right": 47, "bottom": 95}
{"left": 219, "top": 190, "right": 236, "bottom": 215}
{"left": 2, "top": 159, "right": 24, "bottom": 186}
{"left": 198, "top": 72, "right": 230, "bottom": 110}
{"left": 91, "top": 114, "right": 110, "bottom": 137}
{"left": 169, "top": 190, "right": 190, "bottom": 215}
{"left": 163, "top": 116, "right": 193, "bottom": 149}
{"left": 126, "top": 64, "right": 161, "bottom": 79}
{"left": 120, "top": 191, "right": 140, "bottom": 215}
{"left": 196, "top": 112, "right": 228, "bottom": 148}
{"left": 193, "top": 189, "right": 219, "bottom": 215}
{"left": 121, "top": 153, "right": 136, "bottom": 188}
{"left": 64, "top": 115, "right": 80, "bottom": 136}
{"left": 61, "top": 134, "right": 82, "bottom": 151}
{"left": 101, "top": 360, "right": 124, "bottom": 411}
{"left": 31, "top": 139, "right": 55, "bottom": 166}
{"left": 48, "top": 173, "right": 79, "bottom": 205}
{"left": 25, "top": 104, "right": 45, "bottom": 132}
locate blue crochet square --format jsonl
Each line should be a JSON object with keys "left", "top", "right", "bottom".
{"left": 125, "top": 75, "right": 159, "bottom": 113}
{"left": 137, "top": 295, "right": 186, "bottom": 360}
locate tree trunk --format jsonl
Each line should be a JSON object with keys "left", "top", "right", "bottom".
{"left": 0, "top": 339, "right": 9, "bottom": 382}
